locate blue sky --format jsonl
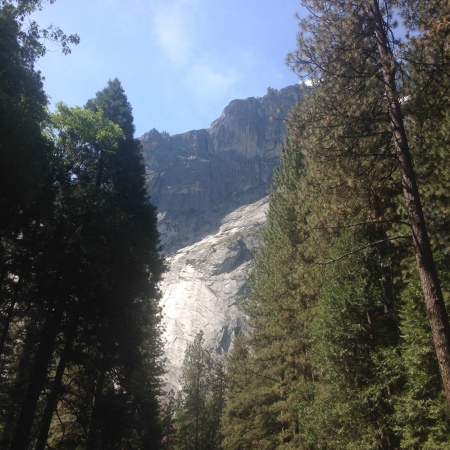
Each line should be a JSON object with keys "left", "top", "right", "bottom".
{"left": 33, "top": 0, "right": 301, "bottom": 137}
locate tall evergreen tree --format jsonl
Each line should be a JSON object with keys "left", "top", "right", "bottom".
{"left": 222, "top": 332, "right": 287, "bottom": 450}
{"left": 7, "top": 81, "right": 165, "bottom": 449}
{"left": 394, "top": 277, "right": 450, "bottom": 448}
{"left": 175, "top": 332, "right": 225, "bottom": 450}
{"left": 306, "top": 230, "right": 402, "bottom": 448}
{"left": 227, "top": 0, "right": 450, "bottom": 444}
{"left": 222, "top": 130, "right": 321, "bottom": 449}
{"left": 391, "top": 5, "right": 450, "bottom": 439}
{"left": 0, "top": 1, "right": 62, "bottom": 371}
{"left": 0, "top": 2, "right": 79, "bottom": 446}
{"left": 288, "top": 0, "right": 450, "bottom": 408}
{"left": 7, "top": 104, "right": 125, "bottom": 449}
{"left": 0, "top": 0, "right": 78, "bottom": 234}
{"left": 42, "top": 84, "right": 164, "bottom": 449}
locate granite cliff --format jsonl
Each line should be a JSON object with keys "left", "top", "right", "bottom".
{"left": 140, "top": 85, "right": 302, "bottom": 388}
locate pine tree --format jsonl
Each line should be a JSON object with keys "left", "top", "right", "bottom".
{"left": 222, "top": 333, "right": 273, "bottom": 450}
{"left": 0, "top": 0, "right": 78, "bottom": 235}
{"left": 7, "top": 103, "right": 125, "bottom": 449}
{"left": 288, "top": 0, "right": 450, "bottom": 409}
{"left": 223, "top": 1, "right": 450, "bottom": 446}
{"left": 0, "top": 3, "right": 79, "bottom": 446}
{"left": 306, "top": 230, "right": 402, "bottom": 448}
{"left": 42, "top": 86, "right": 164, "bottom": 449}
{"left": 394, "top": 277, "right": 450, "bottom": 448}
{"left": 222, "top": 130, "right": 322, "bottom": 449}
{"left": 8, "top": 82, "right": 165, "bottom": 449}
{"left": 175, "top": 332, "right": 225, "bottom": 450}
{"left": 392, "top": 5, "right": 450, "bottom": 439}
{"left": 0, "top": 1, "right": 54, "bottom": 374}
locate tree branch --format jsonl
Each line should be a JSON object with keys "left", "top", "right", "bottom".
{"left": 315, "top": 235, "right": 410, "bottom": 265}
{"left": 313, "top": 219, "right": 411, "bottom": 230}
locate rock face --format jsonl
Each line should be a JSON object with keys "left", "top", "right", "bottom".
{"left": 160, "top": 197, "right": 268, "bottom": 389}
{"left": 141, "top": 85, "right": 302, "bottom": 255}
{"left": 140, "top": 85, "right": 302, "bottom": 389}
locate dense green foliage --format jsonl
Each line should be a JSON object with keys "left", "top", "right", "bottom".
{"left": 222, "top": 0, "right": 450, "bottom": 449}
{"left": 171, "top": 332, "right": 225, "bottom": 450}
{"left": 4, "top": 0, "right": 450, "bottom": 448}
{"left": 0, "top": 2, "right": 165, "bottom": 449}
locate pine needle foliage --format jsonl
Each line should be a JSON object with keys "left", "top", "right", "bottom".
{"left": 175, "top": 332, "right": 225, "bottom": 450}
{"left": 223, "top": 0, "right": 450, "bottom": 447}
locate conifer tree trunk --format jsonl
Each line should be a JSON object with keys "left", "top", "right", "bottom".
{"left": 370, "top": 0, "right": 450, "bottom": 408}
{"left": 86, "top": 368, "right": 106, "bottom": 450}
{"left": 0, "top": 282, "right": 21, "bottom": 360}
{"left": 0, "top": 329, "right": 37, "bottom": 449}
{"left": 8, "top": 297, "right": 66, "bottom": 450}
{"left": 34, "top": 317, "right": 78, "bottom": 450}
{"left": 0, "top": 263, "right": 28, "bottom": 360}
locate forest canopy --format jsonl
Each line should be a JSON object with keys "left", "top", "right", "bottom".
{"left": 3, "top": 0, "right": 450, "bottom": 449}
{"left": 221, "top": 0, "right": 450, "bottom": 448}
{"left": 0, "top": 2, "right": 165, "bottom": 449}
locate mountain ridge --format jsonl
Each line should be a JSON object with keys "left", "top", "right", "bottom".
{"left": 140, "top": 85, "right": 302, "bottom": 389}
{"left": 141, "top": 85, "right": 302, "bottom": 255}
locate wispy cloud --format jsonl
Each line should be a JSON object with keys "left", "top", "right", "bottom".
{"left": 187, "top": 61, "right": 239, "bottom": 96}
{"left": 152, "top": 0, "right": 199, "bottom": 67}
{"left": 151, "top": 0, "right": 241, "bottom": 105}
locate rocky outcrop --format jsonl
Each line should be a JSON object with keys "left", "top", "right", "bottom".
{"left": 160, "top": 197, "right": 268, "bottom": 390}
{"left": 141, "top": 85, "right": 302, "bottom": 255}
{"left": 141, "top": 85, "right": 302, "bottom": 388}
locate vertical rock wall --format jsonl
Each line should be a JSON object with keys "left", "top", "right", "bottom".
{"left": 140, "top": 85, "right": 302, "bottom": 388}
